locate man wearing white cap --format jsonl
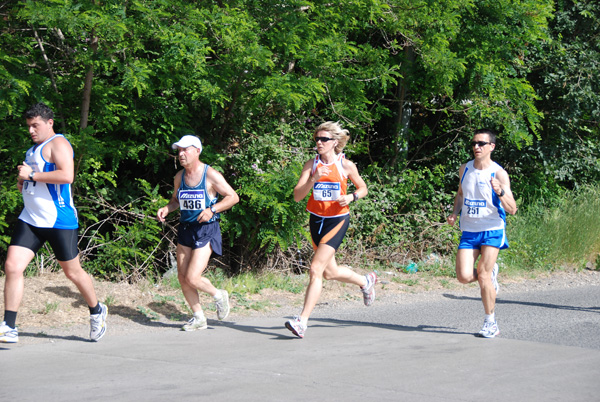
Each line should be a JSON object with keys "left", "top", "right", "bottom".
{"left": 157, "top": 135, "right": 239, "bottom": 331}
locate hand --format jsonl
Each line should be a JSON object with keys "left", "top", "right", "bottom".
{"left": 447, "top": 213, "right": 457, "bottom": 226}
{"left": 336, "top": 194, "right": 352, "bottom": 207}
{"left": 311, "top": 166, "right": 331, "bottom": 182}
{"left": 17, "top": 161, "right": 33, "bottom": 181}
{"left": 490, "top": 177, "right": 502, "bottom": 195}
{"left": 197, "top": 207, "right": 214, "bottom": 223}
{"left": 157, "top": 207, "right": 169, "bottom": 222}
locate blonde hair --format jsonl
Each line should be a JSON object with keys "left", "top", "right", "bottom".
{"left": 313, "top": 121, "right": 349, "bottom": 154}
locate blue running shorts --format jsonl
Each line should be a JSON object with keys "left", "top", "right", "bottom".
{"left": 458, "top": 229, "right": 509, "bottom": 250}
{"left": 177, "top": 220, "right": 223, "bottom": 255}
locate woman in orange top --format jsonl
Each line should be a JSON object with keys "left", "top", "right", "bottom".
{"left": 285, "top": 121, "right": 377, "bottom": 339}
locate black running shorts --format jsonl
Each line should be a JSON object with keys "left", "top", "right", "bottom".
{"left": 309, "top": 214, "right": 350, "bottom": 251}
{"left": 10, "top": 220, "right": 79, "bottom": 261}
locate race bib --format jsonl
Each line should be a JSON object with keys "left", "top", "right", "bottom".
{"left": 313, "top": 182, "right": 341, "bottom": 201}
{"left": 23, "top": 180, "right": 36, "bottom": 195}
{"left": 464, "top": 198, "right": 486, "bottom": 218}
{"left": 179, "top": 189, "right": 205, "bottom": 211}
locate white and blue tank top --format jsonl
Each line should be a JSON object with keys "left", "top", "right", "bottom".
{"left": 459, "top": 160, "right": 506, "bottom": 232}
{"left": 19, "top": 134, "right": 78, "bottom": 229}
{"left": 178, "top": 165, "right": 219, "bottom": 223}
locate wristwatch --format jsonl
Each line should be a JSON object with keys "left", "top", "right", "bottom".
{"left": 29, "top": 171, "right": 35, "bottom": 181}
{"left": 210, "top": 205, "right": 217, "bottom": 214}
{"left": 497, "top": 189, "right": 505, "bottom": 197}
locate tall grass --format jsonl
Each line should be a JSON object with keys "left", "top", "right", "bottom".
{"left": 503, "top": 185, "right": 600, "bottom": 272}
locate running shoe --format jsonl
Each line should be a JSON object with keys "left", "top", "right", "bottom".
{"left": 478, "top": 320, "right": 500, "bottom": 338}
{"left": 361, "top": 272, "right": 377, "bottom": 306}
{"left": 215, "top": 290, "right": 230, "bottom": 321}
{"left": 285, "top": 316, "right": 306, "bottom": 339}
{"left": 90, "top": 302, "right": 108, "bottom": 342}
{"left": 0, "top": 321, "right": 18, "bottom": 343}
{"left": 491, "top": 263, "right": 500, "bottom": 294}
{"left": 182, "top": 314, "right": 208, "bottom": 331}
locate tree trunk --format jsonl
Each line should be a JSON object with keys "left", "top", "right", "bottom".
{"left": 80, "top": 34, "right": 98, "bottom": 130}
{"left": 390, "top": 46, "right": 415, "bottom": 168}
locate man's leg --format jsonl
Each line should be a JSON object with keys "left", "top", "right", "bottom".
{"left": 4, "top": 245, "right": 35, "bottom": 315}
{"left": 476, "top": 246, "right": 500, "bottom": 315}
{"left": 58, "top": 256, "right": 99, "bottom": 308}
{"left": 455, "top": 248, "right": 480, "bottom": 285}
{"left": 177, "top": 244, "right": 215, "bottom": 313}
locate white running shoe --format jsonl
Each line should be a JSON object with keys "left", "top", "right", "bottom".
{"left": 0, "top": 321, "right": 18, "bottom": 343}
{"left": 491, "top": 263, "right": 500, "bottom": 294}
{"left": 215, "top": 290, "right": 230, "bottom": 321}
{"left": 90, "top": 303, "right": 108, "bottom": 342}
{"left": 361, "top": 272, "right": 377, "bottom": 306}
{"left": 285, "top": 316, "right": 306, "bottom": 339}
{"left": 478, "top": 320, "right": 500, "bottom": 338}
{"left": 182, "top": 314, "right": 208, "bottom": 331}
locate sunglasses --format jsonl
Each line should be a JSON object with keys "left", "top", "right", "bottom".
{"left": 314, "top": 136, "right": 335, "bottom": 143}
{"left": 471, "top": 141, "right": 491, "bottom": 147}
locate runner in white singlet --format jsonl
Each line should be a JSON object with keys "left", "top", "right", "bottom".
{"left": 447, "top": 129, "right": 517, "bottom": 338}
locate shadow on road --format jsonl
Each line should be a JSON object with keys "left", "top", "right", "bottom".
{"left": 443, "top": 293, "right": 600, "bottom": 314}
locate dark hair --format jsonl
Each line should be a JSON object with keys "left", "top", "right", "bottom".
{"left": 474, "top": 128, "right": 496, "bottom": 144}
{"left": 24, "top": 102, "right": 54, "bottom": 121}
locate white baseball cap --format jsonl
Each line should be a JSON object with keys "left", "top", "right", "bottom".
{"left": 172, "top": 135, "right": 202, "bottom": 153}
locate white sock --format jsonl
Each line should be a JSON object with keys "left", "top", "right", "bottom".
{"left": 193, "top": 311, "right": 205, "bottom": 319}
{"left": 213, "top": 290, "right": 223, "bottom": 301}
{"left": 300, "top": 316, "right": 308, "bottom": 326}
{"left": 485, "top": 313, "right": 495, "bottom": 323}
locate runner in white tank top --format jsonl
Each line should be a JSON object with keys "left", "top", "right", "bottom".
{"left": 2, "top": 102, "right": 107, "bottom": 344}
{"left": 447, "top": 129, "right": 517, "bottom": 338}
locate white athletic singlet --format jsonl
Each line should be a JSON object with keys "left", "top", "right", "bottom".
{"left": 19, "top": 134, "right": 78, "bottom": 229}
{"left": 459, "top": 160, "right": 506, "bottom": 232}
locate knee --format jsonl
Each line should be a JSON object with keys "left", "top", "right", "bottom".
{"left": 456, "top": 275, "right": 471, "bottom": 285}
{"left": 4, "top": 259, "right": 25, "bottom": 277}
{"left": 477, "top": 274, "right": 491, "bottom": 287}
{"left": 63, "top": 267, "right": 85, "bottom": 282}
{"left": 308, "top": 266, "right": 324, "bottom": 281}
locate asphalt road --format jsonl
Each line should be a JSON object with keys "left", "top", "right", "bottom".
{"left": 1, "top": 281, "right": 599, "bottom": 401}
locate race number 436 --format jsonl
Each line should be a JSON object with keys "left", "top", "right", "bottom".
{"left": 179, "top": 190, "right": 205, "bottom": 211}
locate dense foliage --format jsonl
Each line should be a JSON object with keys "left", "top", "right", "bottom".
{"left": 0, "top": 1, "right": 598, "bottom": 279}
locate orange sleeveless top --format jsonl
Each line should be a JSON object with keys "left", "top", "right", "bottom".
{"left": 306, "top": 153, "right": 349, "bottom": 218}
